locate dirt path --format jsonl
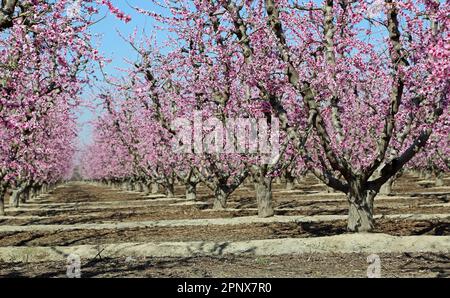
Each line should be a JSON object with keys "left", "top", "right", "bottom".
{"left": 1, "top": 252, "right": 448, "bottom": 278}
{"left": 0, "top": 213, "right": 449, "bottom": 233}
{"left": 0, "top": 176, "right": 449, "bottom": 277}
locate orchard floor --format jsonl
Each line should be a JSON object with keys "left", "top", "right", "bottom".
{"left": 0, "top": 173, "right": 449, "bottom": 278}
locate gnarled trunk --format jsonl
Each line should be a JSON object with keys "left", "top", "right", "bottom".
{"left": 347, "top": 182, "right": 376, "bottom": 232}
{"left": 135, "top": 182, "right": 144, "bottom": 192}
{"left": 21, "top": 188, "right": 30, "bottom": 203}
{"left": 127, "top": 180, "right": 134, "bottom": 191}
{"left": 419, "top": 171, "right": 431, "bottom": 180}
{"left": 0, "top": 197, "right": 4, "bottom": 216}
{"left": 37, "top": 185, "right": 43, "bottom": 196}
{"left": 185, "top": 182, "right": 197, "bottom": 200}
{"left": 213, "top": 188, "right": 228, "bottom": 210}
{"left": 31, "top": 185, "right": 39, "bottom": 199}
{"left": 142, "top": 183, "right": 150, "bottom": 194}
{"left": 150, "top": 183, "right": 159, "bottom": 194}
{"left": 165, "top": 183, "right": 175, "bottom": 197}
{"left": 10, "top": 183, "right": 28, "bottom": 208}
{"left": 435, "top": 172, "right": 444, "bottom": 187}
{"left": 121, "top": 181, "right": 127, "bottom": 190}
{"left": 285, "top": 173, "right": 295, "bottom": 190}
{"left": 0, "top": 185, "right": 6, "bottom": 216}
{"left": 10, "top": 188, "right": 21, "bottom": 208}
{"left": 254, "top": 178, "right": 274, "bottom": 217}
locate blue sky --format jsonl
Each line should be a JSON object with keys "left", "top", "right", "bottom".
{"left": 77, "top": 1, "right": 164, "bottom": 145}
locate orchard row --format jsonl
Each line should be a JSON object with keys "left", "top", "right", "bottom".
{"left": 0, "top": 1, "right": 130, "bottom": 214}
{"left": 81, "top": 1, "right": 449, "bottom": 232}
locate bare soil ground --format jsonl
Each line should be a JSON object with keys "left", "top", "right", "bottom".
{"left": 1, "top": 253, "right": 448, "bottom": 278}
{"left": 0, "top": 219, "right": 448, "bottom": 247}
{"left": 0, "top": 173, "right": 448, "bottom": 277}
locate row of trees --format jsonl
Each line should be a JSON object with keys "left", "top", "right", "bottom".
{"left": 0, "top": 0, "right": 130, "bottom": 215}
{"left": 81, "top": 0, "right": 449, "bottom": 232}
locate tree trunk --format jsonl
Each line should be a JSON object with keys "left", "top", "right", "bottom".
{"left": 150, "top": 183, "right": 159, "bottom": 194}
{"left": 135, "top": 182, "right": 144, "bottom": 192}
{"left": 10, "top": 189, "right": 20, "bottom": 208}
{"left": 0, "top": 186, "right": 6, "bottom": 216}
{"left": 418, "top": 170, "right": 424, "bottom": 179}
{"left": 21, "top": 188, "right": 30, "bottom": 203}
{"left": 347, "top": 185, "right": 376, "bottom": 233}
{"left": 285, "top": 173, "right": 295, "bottom": 190}
{"left": 127, "top": 180, "right": 134, "bottom": 191}
{"left": 213, "top": 188, "right": 228, "bottom": 210}
{"left": 185, "top": 182, "right": 197, "bottom": 200}
{"left": 142, "top": 183, "right": 150, "bottom": 194}
{"left": 31, "top": 185, "right": 39, "bottom": 199}
{"left": 0, "top": 196, "right": 4, "bottom": 216}
{"left": 435, "top": 172, "right": 444, "bottom": 187}
{"left": 254, "top": 178, "right": 274, "bottom": 217}
{"left": 166, "top": 183, "right": 175, "bottom": 197}
{"left": 10, "top": 184, "right": 26, "bottom": 208}
{"left": 30, "top": 187, "right": 36, "bottom": 199}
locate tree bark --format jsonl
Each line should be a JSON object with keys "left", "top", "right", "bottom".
{"left": 10, "top": 188, "right": 20, "bottom": 208}
{"left": 10, "top": 183, "right": 27, "bottom": 208}
{"left": 135, "top": 182, "right": 144, "bottom": 192}
{"left": 127, "top": 180, "right": 134, "bottom": 191}
{"left": 213, "top": 188, "right": 228, "bottom": 210}
{"left": 21, "top": 188, "right": 30, "bottom": 203}
{"left": 165, "top": 183, "right": 175, "bottom": 197}
{"left": 435, "top": 173, "right": 444, "bottom": 187}
{"left": 285, "top": 172, "right": 295, "bottom": 190}
{"left": 254, "top": 178, "right": 274, "bottom": 217}
{"left": 185, "top": 182, "right": 197, "bottom": 200}
{"left": 0, "top": 185, "right": 6, "bottom": 216}
{"left": 142, "top": 183, "right": 150, "bottom": 194}
{"left": 347, "top": 182, "right": 376, "bottom": 232}
{"left": 31, "top": 185, "right": 40, "bottom": 199}
{"left": 151, "top": 183, "right": 159, "bottom": 194}
{"left": 0, "top": 196, "right": 4, "bottom": 216}
{"left": 30, "top": 186, "right": 36, "bottom": 199}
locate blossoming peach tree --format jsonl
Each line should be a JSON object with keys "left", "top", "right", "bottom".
{"left": 0, "top": 0, "right": 131, "bottom": 214}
